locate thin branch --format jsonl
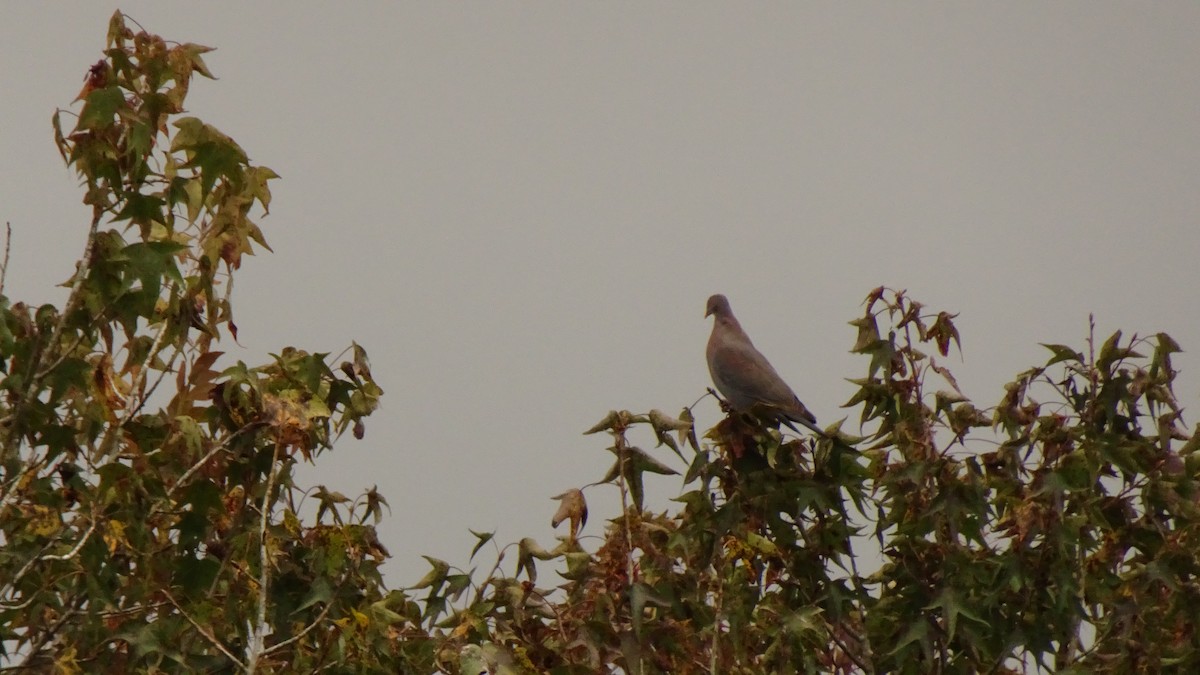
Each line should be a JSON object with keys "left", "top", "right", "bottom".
{"left": 0, "top": 454, "right": 52, "bottom": 515}
{"left": 520, "top": 583, "right": 573, "bottom": 651}
{"left": 33, "top": 312, "right": 104, "bottom": 380}
{"left": 829, "top": 624, "right": 873, "bottom": 675}
{"left": 245, "top": 440, "right": 283, "bottom": 674}
{"left": 470, "top": 539, "right": 515, "bottom": 608}
{"left": 709, "top": 559, "right": 723, "bottom": 675}
{"left": 92, "top": 288, "right": 181, "bottom": 459}
{"left": 128, "top": 320, "right": 178, "bottom": 415}
{"left": 0, "top": 514, "right": 97, "bottom": 611}
{"left": 615, "top": 436, "right": 636, "bottom": 584}
{"left": 95, "top": 601, "right": 170, "bottom": 618}
{"left": 261, "top": 601, "right": 333, "bottom": 656}
{"left": 166, "top": 422, "right": 260, "bottom": 498}
{"left": 0, "top": 221, "right": 11, "bottom": 297}
{"left": 43, "top": 516, "right": 98, "bottom": 562}
{"left": 0, "top": 540, "right": 57, "bottom": 608}
{"left": 0, "top": 592, "right": 39, "bottom": 613}
{"left": 134, "top": 340, "right": 182, "bottom": 418}
{"left": 15, "top": 593, "right": 86, "bottom": 669}
{"left": 162, "top": 589, "right": 247, "bottom": 669}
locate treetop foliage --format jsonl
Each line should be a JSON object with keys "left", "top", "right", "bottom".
{"left": 2, "top": 12, "right": 388, "bottom": 672}
{"left": 3, "top": 12, "right": 1200, "bottom": 675}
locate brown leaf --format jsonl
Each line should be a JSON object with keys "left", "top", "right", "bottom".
{"left": 92, "top": 353, "right": 127, "bottom": 417}
{"left": 930, "top": 360, "right": 964, "bottom": 398}
{"left": 262, "top": 392, "right": 312, "bottom": 455}
{"left": 551, "top": 488, "right": 588, "bottom": 537}
{"left": 584, "top": 410, "right": 620, "bottom": 435}
{"left": 74, "top": 60, "right": 107, "bottom": 102}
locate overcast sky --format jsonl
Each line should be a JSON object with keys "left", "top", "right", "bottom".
{"left": 3, "top": 4, "right": 1198, "bottom": 584}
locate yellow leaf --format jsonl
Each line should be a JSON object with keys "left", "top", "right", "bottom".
{"left": 282, "top": 509, "right": 301, "bottom": 536}
{"left": 23, "top": 505, "right": 62, "bottom": 537}
{"left": 53, "top": 644, "right": 82, "bottom": 675}
{"left": 104, "top": 520, "right": 127, "bottom": 555}
{"left": 184, "top": 178, "right": 203, "bottom": 223}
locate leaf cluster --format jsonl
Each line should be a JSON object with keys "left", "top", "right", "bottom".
{"left": 1, "top": 13, "right": 399, "bottom": 673}
{"left": 433, "top": 289, "right": 1200, "bottom": 675}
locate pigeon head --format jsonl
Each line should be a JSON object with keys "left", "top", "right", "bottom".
{"left": 705, "top": 294, "right": 732, "bottom": 319}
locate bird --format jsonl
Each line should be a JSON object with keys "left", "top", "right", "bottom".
{"left": 705, "top": 293, "right": 823, "bottom": 436}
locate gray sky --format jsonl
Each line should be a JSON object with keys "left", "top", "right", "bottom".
{"left": 3, "top": 4, "right": 1199, "bottom": 584}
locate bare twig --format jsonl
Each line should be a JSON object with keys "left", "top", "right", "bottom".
{"left": 615, "top": 438, "right": 636, "bottom": 583}
{"left": 163, "top": 589, "right": 247, "bottom": 669}
{"left": 0, "top": 592, "right": 39, "bottom": 614}
{"left": 245, "top": 440, "right": 283, "bottom": 674}
{"left": 0, "top": 222, "right": 11, "bottom": 297}
{"left": 43, "top": 516, "right": 98, "bottom": 562}
{"left": 95, "top": 601, "right": 170, "bottom": 618}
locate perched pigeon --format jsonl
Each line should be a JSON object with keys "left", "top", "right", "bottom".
{"left": 705, "top": 294, "right": 823, "bottom": 435}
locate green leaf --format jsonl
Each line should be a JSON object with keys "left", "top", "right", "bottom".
{"left": 123, "top": 241, "right": 187, "bottom": 289}
{"left": 47, "top": 357, "right": 91, "bottom": 401}
{"left": 180, "top": 43, "right": 217, "bottom": 79}
{"left": 849, "top": 315, "right": 882, "bottom": 353}
{"left": 628, "top": 470, "right": 645, "bottom": 511}
{"left": 1041, "top": 343, "right": 1085, "bottom": 367}
{"left": 886, "top": 617, "right": 929, "bottom": 657}
{"left": 625, "top": 445, "right": 679, "bottom": 476}
{"left": 113, "top": 193, "right": 167, "bottom": 232}
{"left": 445, "top": 573, "right": 472, "bottom": 597}
{"left": 245, "top": 165, "right": 280, "bottom": 213}
{"left": 1097, "top": 330, "right": 1143, "bottom": 373}
{"left": 78, "top": 86, "right": 125, "bottom": 129}
{"left": 745, "top": 532, "right": 780, "bottom": 557}
{"left": 409, "top": 557, "right": 450, "bottom": 590}
{"left": 629, "top": 582, "right": 649, "bottom": 636}
{"left": 559, "top": 551, "right": 592, "bottom": 581}
{"left": 469, "top": 529, "right": 495, "bottom": 561}
{"left": 173, "top": 556, "right": 220, "bottom": 595}
{"left": 683, "top": 450, "right": 710, "bottom": 485}
{"left": 170, "top": 117, "right": 249, "bottom": 198}
{"left": 924, "top": 589, "right": 987, "bottom": 642}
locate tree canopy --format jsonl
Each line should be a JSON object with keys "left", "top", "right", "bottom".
{"left": 3, "top": 13, "right": 1199, "bottom": 674}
